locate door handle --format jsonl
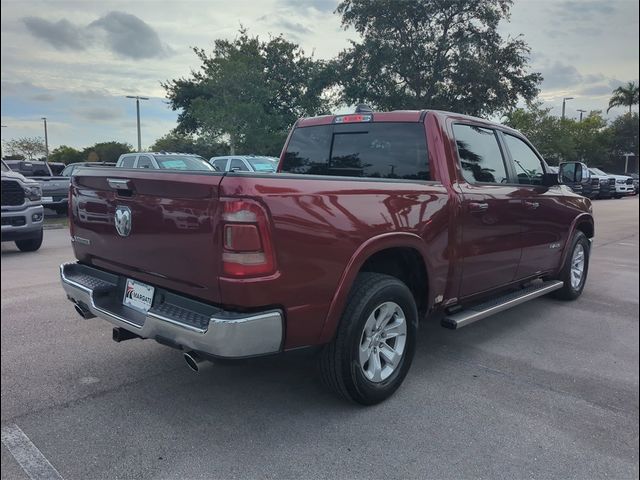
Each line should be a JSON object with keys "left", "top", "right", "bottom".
{"left": 469, "top": 202, "right": 489, "bottom": 213}
{"left": 107, "top": 178, "right": 131, "bottom": 190}
{"left": 523, "top": 201, "right": 540, "bottom": 210}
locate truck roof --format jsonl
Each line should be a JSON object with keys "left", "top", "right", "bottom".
{"left": 295, "top": 109, "right": 521, "bottom": 136}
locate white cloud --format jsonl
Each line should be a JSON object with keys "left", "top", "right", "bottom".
{"left": 1, "top": 0, "right": 638, "bottom": 147}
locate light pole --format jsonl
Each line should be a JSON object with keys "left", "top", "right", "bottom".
{"left": 577, "top": 109, "right": 587, "bottom": 122}
{"left": 623, "top": 153, "right": 635, "bottom": 174}
{"left": 561, "top": 97, "right": 574, "bottom": 120}
{"left": 126, "top": 95, "right": 149, "bottom": 152}
{"left": 41, "top": 117, "right": 49, "bottom": 162}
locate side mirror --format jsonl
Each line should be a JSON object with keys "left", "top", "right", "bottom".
{"left": 559, "top": 162, "right": 590, "bottom": 185}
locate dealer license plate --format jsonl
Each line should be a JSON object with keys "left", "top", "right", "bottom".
{"left": 123, "top": 278, "right": 155, "bottom": 313}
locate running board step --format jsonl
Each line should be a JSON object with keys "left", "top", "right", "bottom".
{"left": 442, "top": 280, "right": 564, "bottom": 330}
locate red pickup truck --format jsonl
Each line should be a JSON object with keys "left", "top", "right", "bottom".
{"left": 60, "top": 109, "right": 594, "bottom": 404}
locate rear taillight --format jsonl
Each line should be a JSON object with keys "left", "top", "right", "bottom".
{"left": 68, "top": 185, "right": 75, "bottom": 237}
{"left": 220, "top": 198, "right": 276, "bottom": 277}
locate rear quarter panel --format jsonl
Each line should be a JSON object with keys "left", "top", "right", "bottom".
{"left": 218, "top": 174, "right": 451, "bottom": 348}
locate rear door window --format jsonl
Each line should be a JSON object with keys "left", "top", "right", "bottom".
{"left": 136, "top": 155, "right": 155, "bottom": 169}
{"left": 282, "top": 122, "right": 430, "bottom": 180}
{"left": 453, "top": 124, "right": 508, "bottom": 184}
{"left": 230, "top": 159, "right": 250, "bottom": 172}
{"left": 120, "top": 155, "right": 136, "bottom": 168}
{"left": 212, "top": 158, "right": 228, "bottom": 171}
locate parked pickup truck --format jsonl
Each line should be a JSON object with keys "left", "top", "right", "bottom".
{"left": 4, "top": 160, "right": 70, "bottom": 214}
{"left": 2, "top": 160, "right": 44, "bottom": 251}
{"left": 60, "top": 109, "right": 594, "bottom": 404}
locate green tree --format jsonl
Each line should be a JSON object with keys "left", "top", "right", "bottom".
{"left": 505, "top": 105, "right": 612, "bottom": 165}
{"left": 503, "top": 102, "right": 569, "bottom": 164}
{"left": 606, "top": 113, "right": 639, "bottom": 172}
{"left": 607, "top": 81, "right": 639, "bottom": 114}
{"left": 149, "top": 131, "right": 228, "bottom": 159}
{"left": 49, "top": 145, "right": 84, "bottom": 165}
{"left": 335, "top": 0, "right": 541, "bottom": 115}
{"left": 82, "top": 141, "right": 133, "bottom": 163}
{"left": 162, "top": 28, "right": 334, "bottom": 156}
{"left": 4, "top": 137, "right": 47, "bottom": 160}
{"left": 571, "top": 112, "right": 611, "bottom": 165}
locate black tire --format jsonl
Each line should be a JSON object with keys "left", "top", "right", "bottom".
{"left": 54, "top": 205, "right": 67, "bottom": 215}
{"left": 15, "top": 229, "right": 43, "bottom": 252}
{"left": 318, "top": 272, "right": 418, "bottom": 405}
{"left": 552, "top": 230, "right": 590, "bottom": 300}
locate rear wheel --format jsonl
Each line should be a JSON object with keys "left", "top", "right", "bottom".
{"left": 318, "top": 273, "right": 417, "bottom": 405}
{"left": 552, "top": 231, "right": 590, "bottom": 300}
{"left": 15, "top": 229, "right": 43, "bottom": 252}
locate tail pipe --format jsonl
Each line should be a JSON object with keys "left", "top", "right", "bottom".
{"left": 184, "top": 351, "right": 206, "bottom": 372}
{"left": 74, "top": 302, "right": 95, "bottom": 319}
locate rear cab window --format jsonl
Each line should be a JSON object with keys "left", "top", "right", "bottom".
{"left": 281, "top": 122, "right": 430, "bottom": 180}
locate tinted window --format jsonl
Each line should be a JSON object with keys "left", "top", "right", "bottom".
{"left": 136, "top": 156, "right": 154, "bottom": 169}
{"left": 282, "top": 123, "right": 430, "bottom": 180}
{"left": 230, "top": 159, "right": 250, "bottom": 172}
{"left": 453, "top": 124, "right": 507, "bottom": 184}
{"left": 212, "top": 158, "right": 228, "bottom": 171}
{"left": 247, "top": 157, "right": 277, "bottom": 172}
{"left": 62, "top": 165, "right": 75, "bottom": 176}
{"left": 154, "top": 155, "right": 214, "bottom": 171}
{"left": 503, "top": 134, "right": 544, "bottom": 185}
{"left": 120, "top": 156, "right": 136, "bottom": 168}
{"left": 16, "top": 162, "right": 52, "bottom": 177}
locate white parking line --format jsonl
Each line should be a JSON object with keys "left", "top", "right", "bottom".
{"left": 1, "top": 423, "right": 63, "bottom": 480}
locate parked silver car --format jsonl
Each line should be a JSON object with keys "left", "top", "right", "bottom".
{"left": 116, "top": 152, "right": 215, "bottom": 171}
{"left": 210, "top": 155, "right": 279, "bottom": 173}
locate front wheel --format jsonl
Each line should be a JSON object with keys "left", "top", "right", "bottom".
{"left": 552, "top": 231, "right": 590, "bottom": 300}
{"left": 15, "top": 229, "right": 43, "bottom": 252}
{"left": 318, "top": 273, "right": 417, "bottom": 405}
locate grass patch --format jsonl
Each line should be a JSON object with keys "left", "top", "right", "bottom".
{"left": 44, "top": 216, "right": 69, "bottom": 228}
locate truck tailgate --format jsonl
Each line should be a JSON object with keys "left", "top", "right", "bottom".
{"left": 70, "top": 169, "right": 224, "bottom": 303}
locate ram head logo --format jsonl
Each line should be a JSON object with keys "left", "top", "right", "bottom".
{"left": 114, "top": 206, "right": 132, "bottom": 237}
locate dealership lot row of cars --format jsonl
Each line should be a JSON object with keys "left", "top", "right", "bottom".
{"left": 1, "top": 154, "right": 638, "bottom": 253}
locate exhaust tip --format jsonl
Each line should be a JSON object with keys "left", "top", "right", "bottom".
{"left": 74, "top": 302, "right": 94, "bottom": 319}
{"left": 184, "top": 351, "right": 204, "bottom": 372}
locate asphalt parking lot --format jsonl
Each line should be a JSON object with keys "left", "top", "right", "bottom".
{"left": 1, "top": 197, "right": 638, "bottom": 480}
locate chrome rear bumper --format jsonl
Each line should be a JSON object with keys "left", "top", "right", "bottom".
{"left": 60, "top": 262, "right": 284, "bottom": 359}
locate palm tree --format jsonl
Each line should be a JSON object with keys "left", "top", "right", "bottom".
{"left": 607, "top": 81, "right": 639, "bottom": 114}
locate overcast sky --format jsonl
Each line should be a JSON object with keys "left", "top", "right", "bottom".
{"left": 1, "top": 0, "right": 638, "bottom": 151}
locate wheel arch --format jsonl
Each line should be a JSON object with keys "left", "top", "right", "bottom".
{"left": 558, "top": 213, "right": 594, "bottom": 272}
{"left": 318, "top": 233, "right": 433, "bottom": 344}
